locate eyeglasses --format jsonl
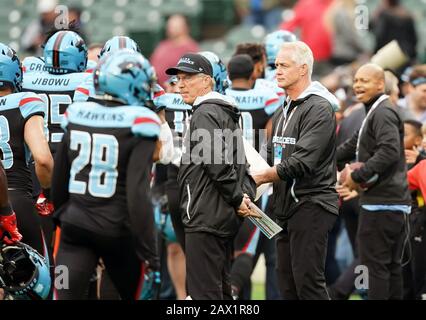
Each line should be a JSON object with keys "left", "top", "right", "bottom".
{"left": 176, "top": 74, "right": 206, "bottom": 84}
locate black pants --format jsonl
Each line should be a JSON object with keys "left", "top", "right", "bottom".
{"left": 55, "top": 223, "right": 145, "bottom": 300}
{"left": 239, "top": 196, "right": 281, "bottom": 300}
{"left": 325, "top": 217, "right": 341, "bottom": 285}
{"left": 165, "top": 165, "right": 185, "bottom": 251}
{"left": 329, "top": 197, "right": 360, "bottom": 299}
{"left": 9, "top": 189, "right": 46, "bottom": 256}
{"left": 231, "top": 218, "right": 258, "bottom": 297}
{"left": 185, "top": 232, "right": 233, "bottom": 300}
{"left": 357, "top": 209, "right": 406, "bottom": 300}
{"left": 276, "top": 202, "right": 337, "bottom": 300}
{"left": 409, "top": 210, "right": 426, "bottom": 299}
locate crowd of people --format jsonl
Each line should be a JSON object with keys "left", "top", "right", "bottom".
{"left": 0, "top": 0, "right": 425, "bottom": 301}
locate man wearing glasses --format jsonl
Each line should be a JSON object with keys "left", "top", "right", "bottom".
{"left": 166, "top": 53, "right": 256, "bottom": 300}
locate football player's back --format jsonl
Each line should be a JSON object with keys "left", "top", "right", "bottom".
{"left": 52, "top": 49, "right": 161, "bottom": 300}
{"left": 22, "top": 30, "right": 90, "bottom": 153}
{"left": 226, "top": 54, "right": 281, "bottom": 152}
{"left": 0, "top": 91, "right": 46, "bottom": 191}
{"left": 57, "top": 101, "right": 160, "bottom": 235}
{"left": 0, "top": 43, "right": 53, "bottom": 258}
{"left": 73, "top": 36, "right": 142, "bottom": 103}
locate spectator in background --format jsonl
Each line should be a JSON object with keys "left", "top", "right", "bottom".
{"left": 279, "top": 0, "right": 334, "bottom": 74}
{"left": 384, "top": 70, "right": 412, "bottom": 121}
{"left": 402, "top": 121, "right": 426, "bottom": 300}
{"left": 87, "top": 43, "right": 103, "bottom": 62}
{"left": 422, "top": 124, "right": 426, "bottom": 151}
{"left": 234, "top": 43, "right": 267, "bottom": 80}
{"left": 67, "top": 7, "right": 88, "bottom": 41}
{"left": 21, "top": 0, "right": 87, "bottom": 55}
{"left": 385, "top": 70, "right": 400, "bottom": 106}
{"left": 400, "top": 67, "right": 413, "bottom": 98}
{"left": 151, "top": 14, "right": 199, "bottom": 86}
{"left": 403, "top": 120, "right": 424, "bottom": 169}
{"left": 372, "top": 0, "right": 418, "bottom": 62}
{"left": 21, "top": 0, "right": 58, "bottom": 54}
{"left": 398, "top": 65, "right": 426, "bottom": 123}
{"left": 86, "top": 43, "right": 103, "bottom": 72}
{"left": 324, "top": 0, "right": 367, "bottom": 67}
{"left": 234, "top": 0, "right": 285, "bottom": 31}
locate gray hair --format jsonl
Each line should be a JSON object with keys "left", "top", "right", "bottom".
{"left": 280, "top": 41, "right": 314, "bottom": 77}
{"left": 384, "top": 70, "right": 399, "bottom": 95}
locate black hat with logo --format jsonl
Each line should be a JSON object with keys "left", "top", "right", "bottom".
{"left": 166, "top": 53, "right": 213, "bottom": 77}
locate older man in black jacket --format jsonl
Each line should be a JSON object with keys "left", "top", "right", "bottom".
{"left": 253, "top": 41, "right": 339, "bottom": 300}
{"left": 337, "top": 63, "right": 411, "bottom": 300}
{"left": 166, "top": 53, "right": 256, "bottom": 300}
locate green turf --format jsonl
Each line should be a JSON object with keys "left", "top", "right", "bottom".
{"left": 251, "top": 282, "right": 265, "bottom": 300}
{"left": 251, "top": 282, "right": 363, "bottom": 300}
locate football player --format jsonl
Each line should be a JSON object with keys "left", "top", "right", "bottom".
{"left": 75, "top": 36, "right": 174, "bottom": 166}
{"left": 22, "top": 30, "right": 90, "bottom": 155}
{"left": 52, "top": 49, "right": 161, "bottom": 300}
{"left": 224, "top": 53, "right": 280, "bottom": 299}
{"left": 73, "top": 36, "right": 141, "bottom": 102}
{"left": 0, "top": 161, "right": 22, "bottom": 245}
{"left": 234, "top": 42, "right": 286, "bottom": 107}
{"left": 0, "top": 43, "right": 53, "bottom": 256}
{"left": 264, "top": 30, "right": 297, "bottom": 82}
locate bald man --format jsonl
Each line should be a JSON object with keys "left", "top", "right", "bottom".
{"left": 337, "top": 63, "right": 411, "bottom": 300}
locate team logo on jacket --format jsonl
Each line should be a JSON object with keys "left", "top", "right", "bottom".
{"left": 272, "top": 136, "right": 296, "bottom": 145}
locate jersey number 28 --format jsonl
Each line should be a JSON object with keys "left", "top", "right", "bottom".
{"left": 69, "top": 130, "right": 119, "bottom": 198}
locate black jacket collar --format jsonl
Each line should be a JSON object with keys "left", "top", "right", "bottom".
{"left": 364, "top": 94, "right": 384, "bottom": 112}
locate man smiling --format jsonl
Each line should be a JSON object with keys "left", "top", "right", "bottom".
{"left": 337, "top": 63, "right": 411, "bottom": 300}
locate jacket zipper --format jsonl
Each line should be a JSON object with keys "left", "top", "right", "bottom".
{"left": 186, "top": 184, "right": 192, "bottom": 220}
{"left": 291, "top": 179, "right": 299, "bottom": 203}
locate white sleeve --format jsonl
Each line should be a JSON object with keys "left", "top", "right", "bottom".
{"left": 157, "top": 122, "right": 175, "bottom": 164}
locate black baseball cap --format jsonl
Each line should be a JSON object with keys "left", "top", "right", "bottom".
{"left": 166, "top": 53, "right": 213, "bottom": 77}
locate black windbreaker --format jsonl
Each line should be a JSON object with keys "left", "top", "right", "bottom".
{"left": 337, "top": 95, "right": 411, "bottom": 206}
{"left": 267, "top": 94, "right": 339, "bottom": 227}
{"left": 178, "top": 93, "right": 256, "bottom": 238}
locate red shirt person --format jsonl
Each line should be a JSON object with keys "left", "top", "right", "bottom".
{"left": 280, "top": 0, "right": 333, "bottom": 62}
{"left": 407, "top": 159, "right": 426, "bottom": 197}
{"left": 151, "top": 14, "right": 199, "bottom": 86}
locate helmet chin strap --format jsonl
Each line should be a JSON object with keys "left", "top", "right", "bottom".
{"left": 94, "top": 94, "right": 127, "bottom": 105}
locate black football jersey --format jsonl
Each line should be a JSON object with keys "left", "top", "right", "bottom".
{"left": 0, "top": 92, "right": 45, "bottom": 192}
{"left": 55, "top": 101, "right": 160, "bottom": 236}
{"left": 22, "top": 70, "right": 91, "bottom": 153}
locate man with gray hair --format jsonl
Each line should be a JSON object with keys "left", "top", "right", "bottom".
{"left": 253, "top": 41, "right": 339, "bottom": 299}
{"left": 166, "top": 53, "right": 257, "bottom": 299}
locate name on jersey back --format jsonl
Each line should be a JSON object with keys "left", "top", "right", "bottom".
{"left": 31, "top": 77, "right": 71, "bottom": 86}
{"left": 76, "top": 110, "right": 125, "bottom": 122}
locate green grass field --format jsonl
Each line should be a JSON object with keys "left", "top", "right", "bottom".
{"left": 251, "top": 282, "right": 363, "bottom": 300}
{"left": 251, "top": 282, "right": 265, "bottom": 300}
